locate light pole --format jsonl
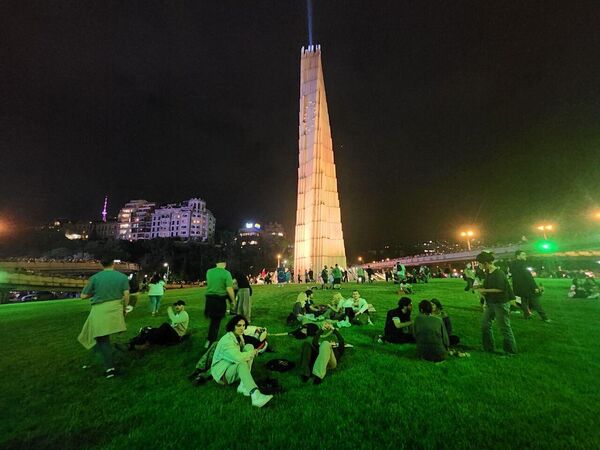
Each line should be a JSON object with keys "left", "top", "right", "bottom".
{"left": 536, "top": 224, "right": 554, "bottom": 240}
{"left": 460, "top": 230, "right": 475, "bottom": 251}
{"left": 163, "top": 262, "right": 170, "bottom": 281}
{"left": 358, "top": 256, "right": 363, "bottom": 264}
{"left": 277, "top": 254, "right": 281, "bottom": 268}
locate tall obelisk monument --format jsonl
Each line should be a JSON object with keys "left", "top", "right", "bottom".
{"left": 293, "top": 45, "right": 347, "bottom": 276}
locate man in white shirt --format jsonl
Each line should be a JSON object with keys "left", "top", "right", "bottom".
{"left": 341, "top": 290, "right": 373, "bottom": 325}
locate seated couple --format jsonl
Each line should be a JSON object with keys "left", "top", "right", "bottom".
{"left": 127, "top": 300, "right": 189, "bottom": 350}
{"left": 328, "top": 290, "right": 374, "bottom": 326}
{"left": 379, "top": 297, "right": 462, "bottom": 362}
{"left": 298, "top": 321, "right": 345, "bottom": 384}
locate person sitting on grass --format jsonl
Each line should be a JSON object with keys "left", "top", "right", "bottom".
{"left": 430, "top": 298, "right": 460, "bottom": 346}
{"left": 413, "top": 300, "right": 449, "bottom": 363}
{"left": 298, "top": 321, "right": 345, "bottom": 385}
{"left": 287, "top": 292, "right": 308, "bottom": 324}
{"left": 340, "top": 290, "right": 373, "bottom": 325}
{"left": 127, "top": 300, "right": 189, "bottom": 350}
{"left": 304, "top": 289, "right": 328, "bottom": 318}
{"left": 211, "top": 315, "right": 273, "bottom": 408}
{"left": 378, "top": 297, "right": 414, "bottom": 344}
{"left": 327, "top": 292, "right": 346, "bottom": 320}
{"left": 398, "top": 282, "right": 413, "bottom": 295}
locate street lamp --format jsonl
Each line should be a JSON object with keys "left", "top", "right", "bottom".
{"left": 277, "top": 254, "right": 281, "bottom": 268}
{"left": 358, "top": 256, "right": 363, "bottom": 263}
{"left": 163, "top": 262, "right": 170, "bottom": 280}
{"left": 536, "top": 224, "right": 554, "bottom": 240}
{"left": 460, "top": 230, "right": 475, "bottom": 251}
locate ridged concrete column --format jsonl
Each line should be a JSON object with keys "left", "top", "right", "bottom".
{"left": 293, "top": 45, "right": 347, "bottom": 277}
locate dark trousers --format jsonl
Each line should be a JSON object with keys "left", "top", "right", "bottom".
{"left": 299, "top": 342, "right": 317, "bottom": 377}
{"left": 208, "top": 317, "right": 222, "bottom": 343}
{"left": 464, "top": 278, "right": 474, "bottom": 291}
{"left": 520, "top": 295, "right": 548, "bottom": 320}
{"left": 130, "top": 323, "right": 180, "bottom": 347}
{"left": 95, "top": 335, "right": 113, "bottom": 369}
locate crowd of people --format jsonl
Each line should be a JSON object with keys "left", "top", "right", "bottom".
{"left": 76, "top": 248, "right": 590, "bottom": 408}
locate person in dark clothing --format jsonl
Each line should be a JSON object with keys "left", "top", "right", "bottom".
{"left": 366, "top": 266, "right": 374, "bottom": 283}
{"left": 128, "top": 301, "right": 189, "bottom": 350}
{"left": 378, "top": 297, "right": 415, "bottom": 344}
{"left": 510, "top": 251, "right": 550, "bottom": 322}
{"left": 413, "top": 300, "right": 449, "bottom": 362}
{"left": 430, "top": 298, "right": 460, "bottom": 346}
{"left": 298, "top": 322, "right": 345, "bottom": 384}
{"left": 232, "top": 269, "right": 253, "bottom": 322}
{"left": 475, "top": 251, "right": 517, "bottom": 355}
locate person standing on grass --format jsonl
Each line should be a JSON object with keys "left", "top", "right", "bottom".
{"left": 475, "top": 251, "right": 517, "bottom": 355}
{"left": 321, "top": 265, "right": 329, "bottom": 289}
{"left": 510, "top": 251, "right": 551, "bottom": 322}
{"left": 211, "top": 315, "right": 273, "bottom": 408}
{"left": 232, "top": 269, "right": 253, "bottom": 322}
{"left": 332, "top": 264, "right": 342, "bottom": 289}
{"left": 148, "top": 273, "right": 166, "bottom": 316}
{"left": 298, "top": 321, "right": 345, "bottom": 385}
{"left": 77, "top": 257, "right": 130, "bottom": 379}
{"left": 204, "top": 259, "right": 236, "bottom": 348}
{"left": 464, "top": 263, "right": 476, "bottom": 292}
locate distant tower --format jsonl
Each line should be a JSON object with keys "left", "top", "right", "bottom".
{"left": 102, "top": 195, "right": 108, "bottom": 222}
{"left": 293, "top": 45, "right": 347, "bottom": 276}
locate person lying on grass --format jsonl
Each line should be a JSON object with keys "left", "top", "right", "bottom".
{"left": 378, "top": 297, "right": 415, "bottom": 344}
{"left": 211, "top": 315, "right": 274, "bottom": 408}
{"left": 298, "top": 321, "right": 345, "bottom": 385}
{"left": 127, "top": 300, "right": 189, "bottom": 350}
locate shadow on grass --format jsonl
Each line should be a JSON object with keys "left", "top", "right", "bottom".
{"left": 2, "top": 418, "right": 136, "bottom": 450}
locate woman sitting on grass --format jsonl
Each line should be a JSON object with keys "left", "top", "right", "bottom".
{"left": 288, "top": 292, "right": 308, "bottom": 324}
{"left": 413, "top": 300, "right": 449, "bottom": 363}
{"left": 327, "top": 292, "right": 346, "bottom": 320}
{"left": 298, "top": 321, "right": 345, "bottom": 385}
{"left": 211, "top": 315, "right": 273, "bottom": 408}
{"left": 304, "top": 289, "right": 328, "bottom": 318}
{"left": 430, "top": 299, "right": 460, "bottom": 346}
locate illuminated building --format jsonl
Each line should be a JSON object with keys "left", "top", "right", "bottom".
{"left": 117, "top": 200, "right": 156, "bottom": 241}
{"left": 150, "top": 198, "right": 215, "bottom": 241}
{"left": 293, "top": 45, "right": 347, "bottom": 274}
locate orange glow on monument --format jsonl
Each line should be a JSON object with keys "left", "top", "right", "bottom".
{"left": 293, "top": 45, "right": 347, "bottom": 274}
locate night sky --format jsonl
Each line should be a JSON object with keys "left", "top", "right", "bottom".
{"left": 2, "top": 1, "right": 599, "bottom": 254}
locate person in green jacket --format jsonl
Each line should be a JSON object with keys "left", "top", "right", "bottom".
{"left": 332, "top": 264, "right": 342, "bottom": 289}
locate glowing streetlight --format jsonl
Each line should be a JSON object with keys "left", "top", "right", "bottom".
{"left": 277, "top": 254, "right": 281, "bottom": 267}
{"left": 460, "top": 230, "right": 475, "bottom": 251}
{"left": 163, "top": 262, "right": 170, "bottom": 280}
{"left": 358, "top": 256, "right": 363, "bottom": 263}
{"left": 536, "top": 224, "right": 554, "bottom": 240}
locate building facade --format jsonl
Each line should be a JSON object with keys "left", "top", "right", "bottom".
{"left": 150, "top": 198, "right": 215, "bottom": 241}
{"left": 117, "top": 200, "right": 157, "bottom": 241}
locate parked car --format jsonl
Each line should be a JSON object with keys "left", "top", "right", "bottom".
{"left": 19, "top": 291, "right": 57, "bottom": 302}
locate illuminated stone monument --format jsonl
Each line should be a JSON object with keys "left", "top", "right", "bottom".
{"left": 293, "top": 45, "right": 347, "bottom": 276}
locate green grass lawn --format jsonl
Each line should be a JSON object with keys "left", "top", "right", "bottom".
{"left": 1, "top": 279, "right": 599, "bottom": 449}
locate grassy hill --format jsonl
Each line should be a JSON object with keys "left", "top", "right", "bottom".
{"left": 1, "top": 279, "right": 598, "bottom": 449}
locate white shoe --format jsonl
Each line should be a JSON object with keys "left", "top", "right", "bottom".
{"left": 237, "top": 382, "right": 251, "bottom": 396}
{"left": 251, "top": 390, "right": 273, "bottom": 408}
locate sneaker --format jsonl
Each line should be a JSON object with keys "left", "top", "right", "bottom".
{"left": 313, "top": 377, "right": 323, "bottom": 385}
{"left": 377, "top": 337, "right": 384, "bottom": 344}
{"left": 105, "top": 368, "right": 116, "bottom": 379}
{"left": 251, "top": 390, "right": 273, "bottom": 408}
{"left": 237, "top": 382, "right": 251, "bottom": 396}
{"left": 300, "top": 375, "right": 310, "bottom": 383}
{"left": 543, "top": 319, "right": 552, "bottom": 323}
